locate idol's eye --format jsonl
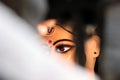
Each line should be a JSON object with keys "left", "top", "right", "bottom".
{"left": 55, "top": 45, "right": 74, "bottom": 53}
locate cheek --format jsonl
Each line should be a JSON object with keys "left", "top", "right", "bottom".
{"left": 50, "top": 48, "right": 76, "bottom": 63}
{"left": 63, "top": 48, "right": 76, "bottom": 62}
{"left": 84, "top": 42, "right": 93, "bottom": 58}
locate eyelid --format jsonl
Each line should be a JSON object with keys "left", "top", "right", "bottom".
{"left": 53, "top": 39, "right": 74, "bottom": 46}
{"left": 56, "top": 44, "right": 75, "bottom": 47}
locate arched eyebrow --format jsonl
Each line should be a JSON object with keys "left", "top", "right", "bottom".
{"left": 53, "top": 39, "right": 74, "bottom": 45}
{"left": 56, "top": 23, "right": 74, "bottom": 35}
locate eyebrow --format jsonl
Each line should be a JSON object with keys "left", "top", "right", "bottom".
{"left": 53, "top": 39, "right": 74, "bottom": 45}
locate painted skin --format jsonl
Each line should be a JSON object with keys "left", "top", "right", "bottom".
{"left": 37, "top": 19, "right": 100, "bottom": 73}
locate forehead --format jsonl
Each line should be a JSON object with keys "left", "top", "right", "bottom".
{"left": 42, "top": 25, "right": 73, "bottom": 43}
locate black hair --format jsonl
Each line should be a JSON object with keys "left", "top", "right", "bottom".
{"left": 46, "top": 0, "right": 103, "bottom": 75}
{"left": 46, "top": 0, "right": 87, "bottom": 66}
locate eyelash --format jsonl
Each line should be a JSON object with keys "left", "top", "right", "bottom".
{"left": 55, "top": 45, "right": 74, "bottom": 54}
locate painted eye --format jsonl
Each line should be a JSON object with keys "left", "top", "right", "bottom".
{"left": 55, "top": 45, "right": 74, "bottom": 53}
{"left": 45, "top": 27, "right": 54, "bottom": 35}
{"left": 48, "top": 27, "right": 54, "bottom": 34}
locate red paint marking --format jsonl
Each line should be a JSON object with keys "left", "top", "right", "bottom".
{"left": 48, "top": 40, "right": 52, "bottom": 44}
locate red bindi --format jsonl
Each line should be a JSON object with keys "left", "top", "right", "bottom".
{"left": 48, "top": 40, "right": 52, "bottom": 44}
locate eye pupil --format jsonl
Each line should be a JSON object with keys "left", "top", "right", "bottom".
{"left": 58, "top": 46, "right": 64, "bottom": 51}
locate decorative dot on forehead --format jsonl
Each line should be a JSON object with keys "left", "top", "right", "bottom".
{"left": 48, "top": 39, "right": 53, "bottom": 44}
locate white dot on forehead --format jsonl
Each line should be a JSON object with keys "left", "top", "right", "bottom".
{"left": 48, "top": 40, "right": 52, "bottom": 44}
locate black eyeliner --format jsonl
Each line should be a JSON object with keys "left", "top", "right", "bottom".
{"left": 55, "top": 44, "right": 75, "bottom": 53}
